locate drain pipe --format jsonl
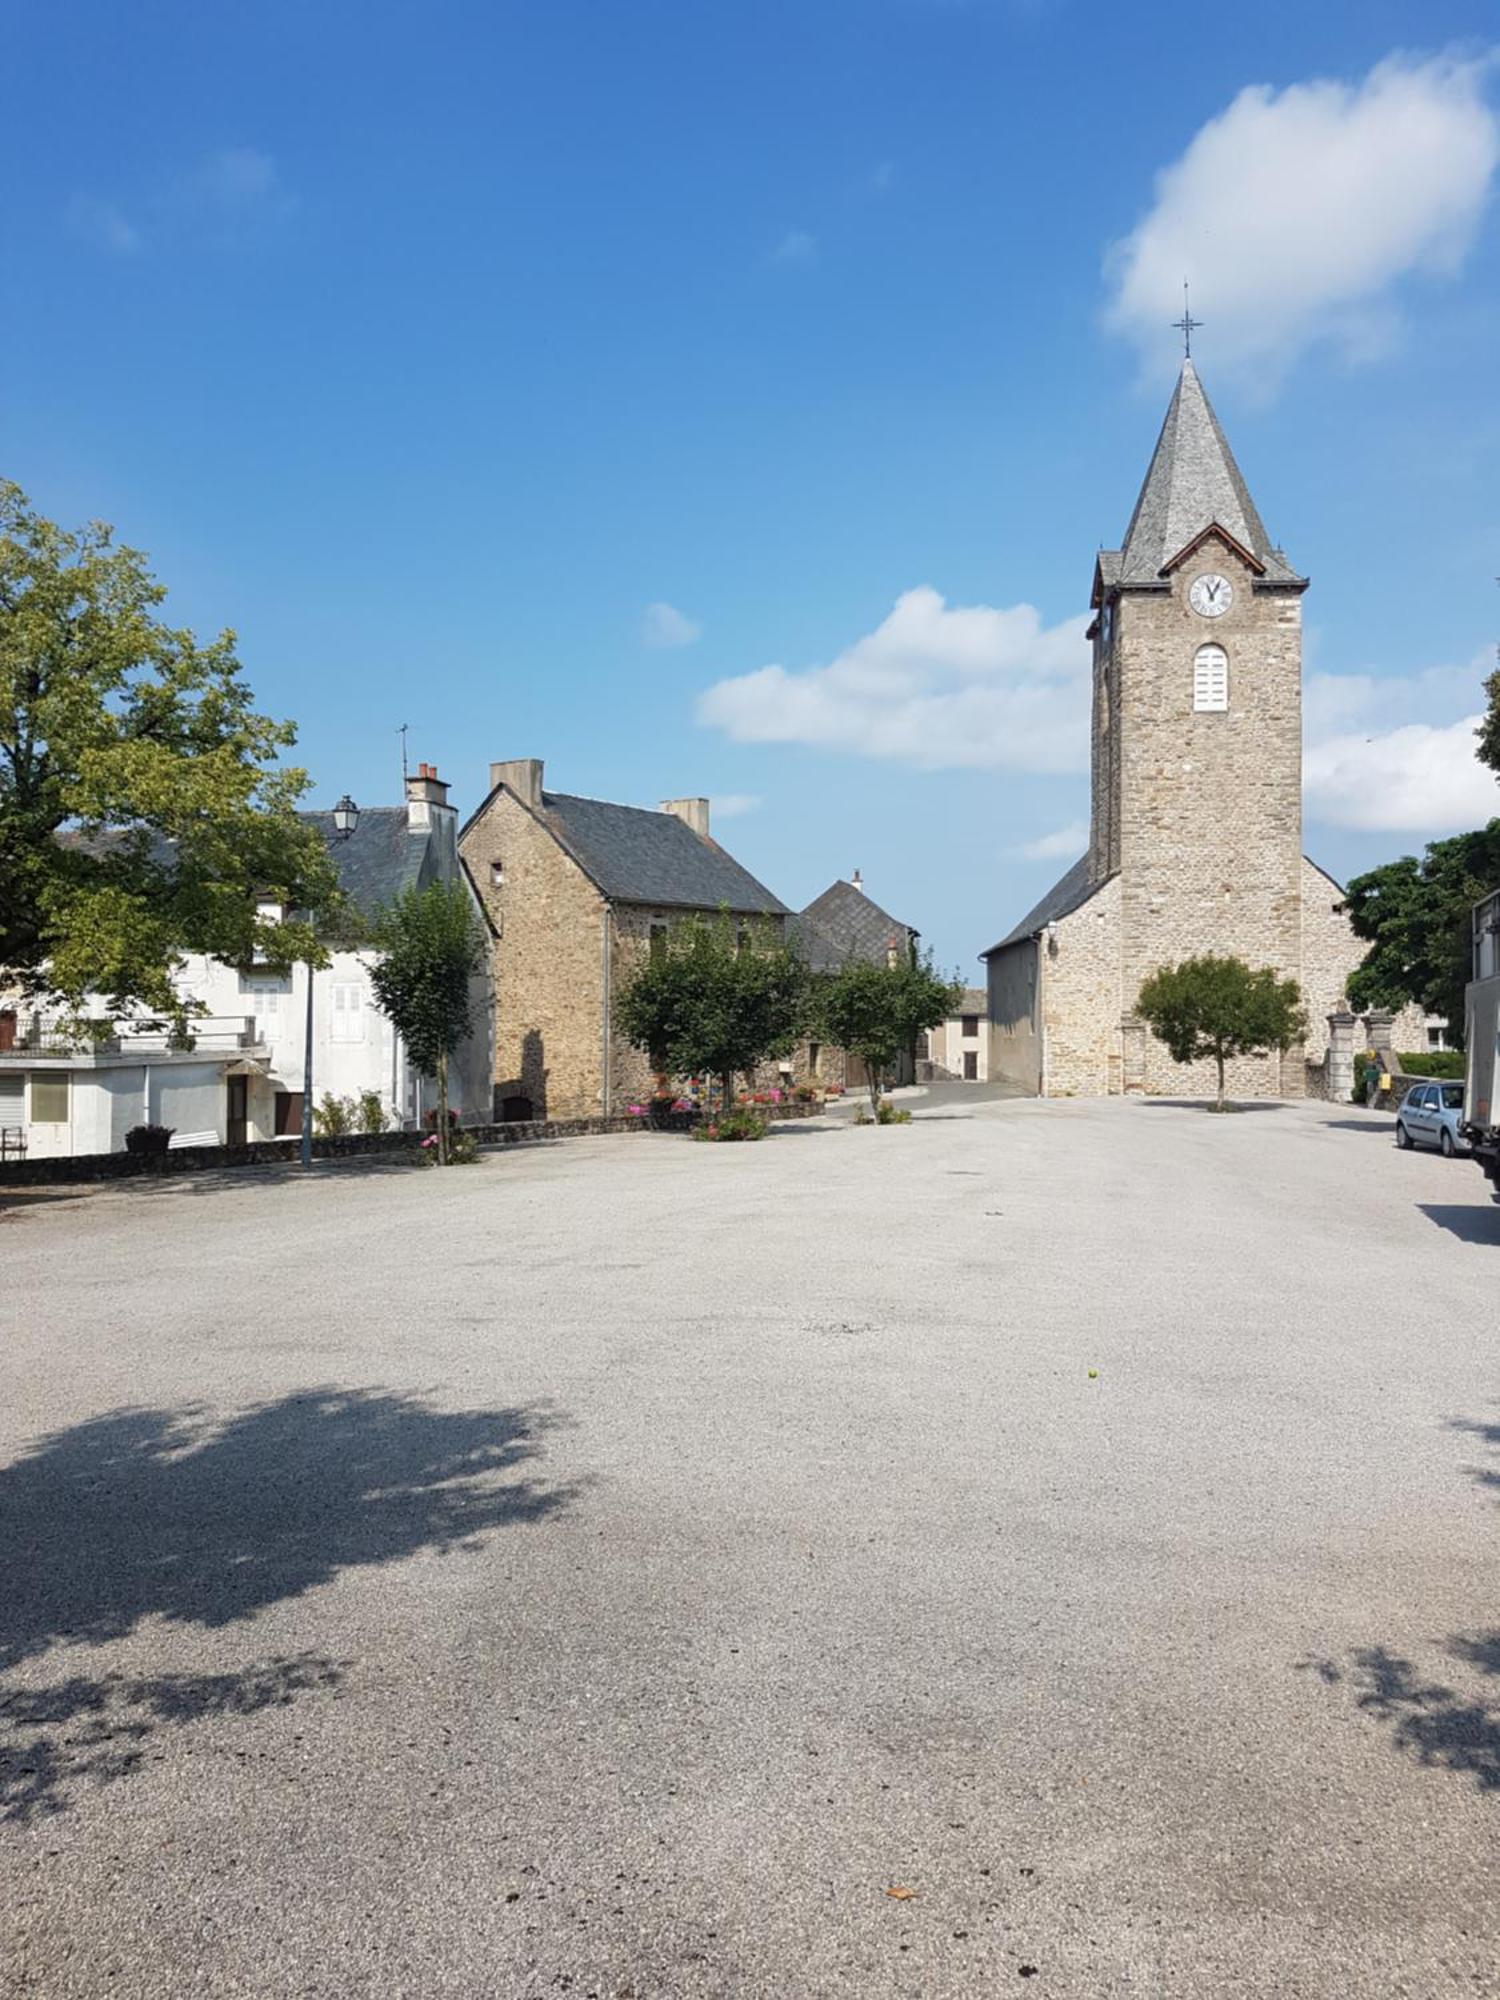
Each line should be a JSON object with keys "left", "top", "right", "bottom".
{"left": 600, "top": 899, "right": 613, "bottom": 1120}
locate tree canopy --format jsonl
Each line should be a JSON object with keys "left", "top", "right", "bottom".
{"left": 368, "top": 880, "right": 487, "bottom": 1161}
{"left": 1135, "top": 954, "right": 1306, "bottom": 1111}
{"left": 0, "top": 482, "right": 337, "bottom": 1022}
{"left": 812, "top": 951, "right": 963, "bottom": 1108}
{"left": 1343, "top": 822, "right": 1500, "bottom": 1048}
{"left": 1479, "top": 664, "right": 1500, "bottom": 780}
{"left": 614, "top": 913, "right": 807, "bottom": 1105}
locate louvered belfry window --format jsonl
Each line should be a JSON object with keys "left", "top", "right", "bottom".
{"left": 1193, "top": 643, "right": 1229, "bottom": 712}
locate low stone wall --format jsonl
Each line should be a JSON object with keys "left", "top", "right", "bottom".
{"left": 0, "top": 1102, "right": 822, "bottom": 1188}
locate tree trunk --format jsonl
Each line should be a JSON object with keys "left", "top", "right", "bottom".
{"left": 867, "top": 1064, "right": 883, "bottom": 1116}
{"left": 438, "top": 1049, "right": 450, "bottom": 1164}
{"left": 1215, "top": 1048, "right": 1226, "bottom": 1113}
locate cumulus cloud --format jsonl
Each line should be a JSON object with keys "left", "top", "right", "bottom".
{"left": 642, "top": 601, "right": 703, "bottom": 649}
{"left": 771, "top": 229, "right": 818, "bottom": 266}
{"left": 1018, "top": 822, "right": 1089, "bottom": 861}
{"left": 1105, "top": 52, "right": 1499, "bottom": 384}
{"left": 711, "top": 793, "right": 762, "bottom": 820}
{"left": 696, "top": 586, "right": 1092, "bottom": 773}
{"left": 1304, "top": 652, "right": 1499, "bottom": 831}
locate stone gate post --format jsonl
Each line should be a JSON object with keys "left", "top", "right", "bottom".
{"left": 1326, "top": 1010, "right": 1357, "bottom": 1107}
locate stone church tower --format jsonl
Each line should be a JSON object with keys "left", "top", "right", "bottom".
{"left": 985, "top": 359, "right": 1372, "bottom": 1098}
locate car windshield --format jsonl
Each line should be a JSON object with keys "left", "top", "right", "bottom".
{"left": 1442, "top": 1083, "right": 1464, "bottom": 1108}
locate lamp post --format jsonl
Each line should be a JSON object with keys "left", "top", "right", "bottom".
{"left": 301, "top": 796, "right": 359, "bottom": 1169}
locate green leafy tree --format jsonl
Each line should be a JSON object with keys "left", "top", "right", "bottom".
{"left": 1344, "top": 822, "right": 1500, "bottom": 1047}
{"left": 367, "top": 881, "right": 486, "bottom": 1162}
{"left": 813, "top": 951, "right": 963, "bottom": 1112}
{"left": 0, "top": 481, "right": 337, "bottom": 1023}
{"left": 614, "top": 912, "right": 807, "bottom": 1110}
{"left": 1479, "top": 663, "right": 1500, "bottom": 779}
{"left": 1136, "top": 954, "right": 1307, "bottom": 1112}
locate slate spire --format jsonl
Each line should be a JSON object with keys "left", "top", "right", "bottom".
{"left": 1117, "top": 361, "right": 1299, "bottom": 584}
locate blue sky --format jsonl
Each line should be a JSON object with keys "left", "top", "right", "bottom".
{"left": 4, "top": 0, "right": 1499, "bottom": 971}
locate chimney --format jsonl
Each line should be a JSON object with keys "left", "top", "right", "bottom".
{"left": 660, "top": 797, "right": 710, "bottom": 840}
{"left": 405, "top": 761, "right": 453, "bottom": 831}
{"left": 851, "top": 869, "right": 863, "bottom": 892}
{"left": 490, "top": 758, "right": 544, "bottom": 812}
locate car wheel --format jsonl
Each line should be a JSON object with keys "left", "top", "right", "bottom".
{"left": 1396, "top": 1121, "right": 1412, "bottom": 1149}
{"left": 1441, "top": 1127, "right": 1456, "bottom": 1158}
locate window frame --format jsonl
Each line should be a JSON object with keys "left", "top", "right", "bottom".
{"left": 29, "top": 1072, "right": 70, "bottom": 1124}
{"left": 1192, "top": 642, "right": 1229, "bottom": 713}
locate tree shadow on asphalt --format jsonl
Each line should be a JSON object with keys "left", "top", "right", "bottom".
{"left": 1133, "top": 1099, "right": 1290, "bottom": 1114}
{"left": 0, "top": 1388, "right": 577, "bottom": 1823}
{"left": 1419, "top": 1204, "right": 1500, "bottom": 1245}
{"left": 1299, "top": 1411, "right": 1500, "bottom": 1794}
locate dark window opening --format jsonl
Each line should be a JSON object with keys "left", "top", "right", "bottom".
{"left": 961, "top": 1015, "right": 979, "bottom": 1038}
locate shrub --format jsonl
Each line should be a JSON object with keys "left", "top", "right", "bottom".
{"left": 356, "top": 1089, "right": 387, "bottom": 1134}
{"left": 1396, "top": 1049, "right": 1464, "bottom": 1079}
{"left": 314, "top": 1092, "right": 354, "bottom": 1137}
{"left": 421, "top": 1126, "right": 479, "bottom": 1165}
{"left": 794, "top": 1083, "right": 820, "bottom": 1103}
{"left": 1353, "top": 1051, "right": 1385, "bottom": 1102}
{"left": 875, "top": 1102, "right": 912, "bottom": 1125}
{"left": 124, "top": 1123, "right": 174, "bottom": 1155}
{"left": 693, "top": 1107, "right": 768, "bottom": 1143}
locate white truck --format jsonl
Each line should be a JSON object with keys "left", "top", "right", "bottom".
{"left": 1462, "top": 885, "right": 1500, "bottom": 1194}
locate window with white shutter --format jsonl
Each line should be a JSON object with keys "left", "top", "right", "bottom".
{"left": 1192, "top": 643, "right": 1229, "bottom": 712}
{"left": 0, "top": 1075, "right": 24, "bottom": 1131}
{"left": 329, "top": 982, "right": 365, "bottom": 1043}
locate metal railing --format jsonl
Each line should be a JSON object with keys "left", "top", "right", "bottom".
{"left": 0, "top": 1013, "right": 264, "bottom": 1059}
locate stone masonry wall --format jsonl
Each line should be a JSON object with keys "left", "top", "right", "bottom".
{"left": 1115, "top": 540, "right": 1305, "bottom": 1098}
{"left": 460, "top": 789, "right": 608, "bottom": 1121}
{"left": 1043, "top": 874, "right": 1122, "bottom": 1096}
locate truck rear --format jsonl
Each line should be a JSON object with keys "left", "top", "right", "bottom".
{"left": 1463, "top": 886, "right": 1500, "bottom": 1192}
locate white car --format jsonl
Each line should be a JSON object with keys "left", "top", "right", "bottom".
{"left": 1395, "top": 1081, "right": 1470, "bottom": 1158}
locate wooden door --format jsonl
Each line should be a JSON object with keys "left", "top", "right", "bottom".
{"left": 226, "top": 1075, "right": 248, "bottom": 1146}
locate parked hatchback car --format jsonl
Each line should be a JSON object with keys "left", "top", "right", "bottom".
{"left": 1395, "top": 1080, "right": 1471, "bottom": 1157}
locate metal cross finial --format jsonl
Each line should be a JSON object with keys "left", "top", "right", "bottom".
{"left": 1172, "top": 280, "right": 1202, "bottom": 359}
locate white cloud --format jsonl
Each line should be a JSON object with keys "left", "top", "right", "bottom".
{"left": 67, "top": 197, "right": 142, "bottom": 255}
{"left": 711, "top": 793, "right": 763, "bottom": 820}
{"left": 642, "top": 601, "right": 703, "bottom": 649}
{"left": 771, "top": 229, "right": 818, "bottom": 266}
{"left": 870, "top": 162, "right": 896, "bottom": 193}
{"left": 1304, "top": 651, "right": 1499, "bottom": 830}
{"left": 1105, "top": 52, "right": 1499, "bottom": 384}
{"left": 696, "top": 586, "right": 1092, "bottom": 772}
{"left": 1018, "top": 822, "right": 1088, "bottom": 861}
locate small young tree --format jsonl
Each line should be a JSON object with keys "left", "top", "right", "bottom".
{"left": 614, "top": 912, "right": 807, "bottom": 1111}
{"left": 1135, "top": 954, "right": 1307, "bottom": 1112}
{"left": 814, "top": 952, "right": 963, "bottom": 1113}
{"left": 368, "top": 881, "right": 486, "bottom": 1162}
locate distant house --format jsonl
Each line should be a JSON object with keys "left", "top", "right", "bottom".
{"left": 920, "top": 988, "right": 989, "bottom": 1083}
{"left": 792, "top": 873, "right": 921, "bottom": 1091}
{"left": 0, "top": 764, "right": 492, "bottom": 1160}
{"left": 460, "top": 759, "right": 787, "bottom": 1120}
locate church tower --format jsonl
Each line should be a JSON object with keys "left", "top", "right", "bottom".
{"left": 1088, "top": 360, "right": 1308, "bottom": 1090}
{"left": 985, "top": 355, "right": 1377, "bottom": 1100}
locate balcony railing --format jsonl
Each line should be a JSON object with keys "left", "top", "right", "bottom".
{"left": 0, "top": 1014, "right": 265, "bottom": 1059}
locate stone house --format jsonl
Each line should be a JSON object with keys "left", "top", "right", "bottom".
{"left": 0, "top": 764, "right": 492, "bottom": 1158}
{"left": 791, "top": 873, "right": 920, "bottom": 1090}
{"left": 459, "top": 760, "right": 787, "bottom": 1120}
{"left": 983, "top": 358, "right": 1419, "bottom": 1100}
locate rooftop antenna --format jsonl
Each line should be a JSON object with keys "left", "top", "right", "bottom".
{"left": 1172, "top": 280, "right": 1202, "bottom": 360}
{"left": 398, "top": 722, "right": 409, "bottom": 788}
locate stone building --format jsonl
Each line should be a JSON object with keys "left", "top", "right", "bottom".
{"left": 791, "top": 873, "right": 920, "bottom": 1089}
{"left": 459, "top": 760, "right": 786, "bottom": 1119}
{"left": 984, "top": 358, "right": 1406, "bottom": 1099}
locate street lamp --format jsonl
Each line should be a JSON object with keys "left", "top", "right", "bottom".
{"left": 301, "top": 795, "right": 360, "bottom": 1169}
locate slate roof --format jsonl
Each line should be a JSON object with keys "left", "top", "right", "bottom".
{"left": 798, "top": 879, "right": 918, "bottom": 967}
{"left": 983, "top": 853, "right": 1101, "bottom": 956}
{"left": 955, "top": 986, "right": 987, "bottom": 1015}
{"left": 539, "top": 793, "right": 787, "bottom": 914}
{"left": 298, "top": 806, "right": 441, "bottom": 914}
{"left": 1103, "top": 361, "right": 1302, "bottom": 588}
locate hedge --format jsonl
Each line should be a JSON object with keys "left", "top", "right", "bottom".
{"left": 1396, "top": 1049, "right": 1465, "bottom": 1079}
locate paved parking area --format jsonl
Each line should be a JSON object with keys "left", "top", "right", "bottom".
{"left": 4, "top": 1094, "right": 1499, "bottom": 1996}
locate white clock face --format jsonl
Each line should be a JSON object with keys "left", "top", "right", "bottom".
{"left": 1189, "top": 573, "right": 1233, "bottom": 618}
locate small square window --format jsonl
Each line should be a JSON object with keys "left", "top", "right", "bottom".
{"left": 961, "top": 1015, "right": 979, "bottom": 1039}
{"left": 489, "top": 859, "right": 505, "bottom": 887}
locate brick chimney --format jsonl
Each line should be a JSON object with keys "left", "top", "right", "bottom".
{"left": 660, "top": 797, "right": 710, "bottom": 840}
{"left": 490, "top": 758, "right": 544, "bottom": 812}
